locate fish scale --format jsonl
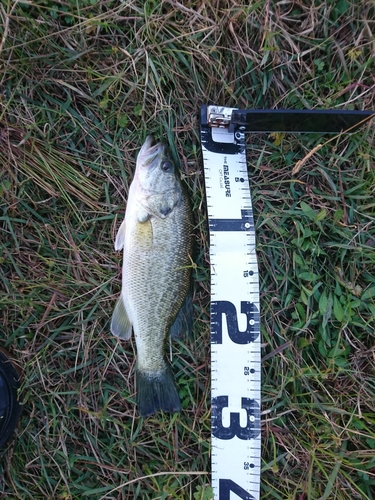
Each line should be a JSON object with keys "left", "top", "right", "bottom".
{"left": 123, "top": 189, "right": 190, "bottom": 371}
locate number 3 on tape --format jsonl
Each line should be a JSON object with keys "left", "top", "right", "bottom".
{"left": 200, "top": 105, "right": 261, "bottom": 500}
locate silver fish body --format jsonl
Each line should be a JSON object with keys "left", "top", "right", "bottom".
{"left": 111, "top": 136, "right": 193, "bottom": 417}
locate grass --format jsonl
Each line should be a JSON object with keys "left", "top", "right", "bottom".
{"left": 0, "top": 0, "right": 374, "bottom": 498}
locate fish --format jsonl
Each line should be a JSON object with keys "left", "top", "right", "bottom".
{"left": 111, "top": 135, "right": 194, "bottom": 417}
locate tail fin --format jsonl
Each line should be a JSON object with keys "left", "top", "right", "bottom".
{"left": 136, "top": 366, "right": 181, "bottom": 417}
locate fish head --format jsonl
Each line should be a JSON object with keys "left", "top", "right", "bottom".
{"left": 134, "top": 136, "right": 182, "bottom": 218}
{"left": 136, "top": 135, "right": 179, "bottom": 191}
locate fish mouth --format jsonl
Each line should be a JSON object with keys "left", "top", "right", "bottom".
{"left": 138, "top": 135, "right": 165, "bottom": 166}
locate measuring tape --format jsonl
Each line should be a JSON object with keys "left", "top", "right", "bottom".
{"left": 199, "top": 104, "right": 374, "bottom": 499}
{"left": 200, "top": 105, "right": 261, "bottom": 500}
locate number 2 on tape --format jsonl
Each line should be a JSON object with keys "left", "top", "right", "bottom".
{"left": 220, "top": 479, "right": 256, "bottom": 500}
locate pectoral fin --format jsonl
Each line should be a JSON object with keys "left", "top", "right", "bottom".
{"left": 114, "top": 219, "right": 126, "bottom": 251}
{"left": 111, "top": 295, "right": 132, "bottom": 340}
{"left": 134, "top": 217, "right": 153, "bottom": 249}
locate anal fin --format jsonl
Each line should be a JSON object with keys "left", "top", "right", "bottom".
{"left": 169, "top": 292, "right": 193, "bottom": 340}
{"left": 111, "top": 295, "right": 132, "bottom": 340}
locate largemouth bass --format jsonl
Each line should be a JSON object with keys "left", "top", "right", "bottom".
{"left": 111, "top": 135, "right": 193, "bottom": 417}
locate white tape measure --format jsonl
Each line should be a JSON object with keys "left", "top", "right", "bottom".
{"left": 200, "top": 105, "right": 261, "bottom": 500}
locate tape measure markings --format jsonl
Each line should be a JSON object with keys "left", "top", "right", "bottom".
{"left": 200, "top": 105, "right": 261, "bottom": 500}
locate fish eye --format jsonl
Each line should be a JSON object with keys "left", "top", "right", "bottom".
{"left": 161, "top": 160, "right": 173, "bottom": 172}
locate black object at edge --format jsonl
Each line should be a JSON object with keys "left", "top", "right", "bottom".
{"left": 0, "top": 349, "right": 22, "bottom": 448}
{"left": 229, "top": 108, "right": 374, "bottom": 133}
